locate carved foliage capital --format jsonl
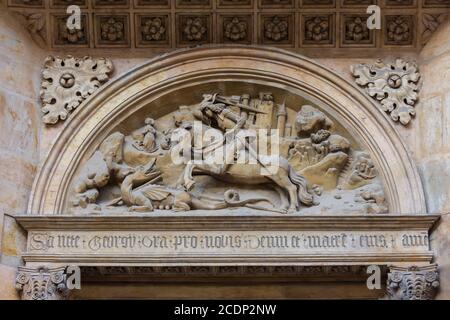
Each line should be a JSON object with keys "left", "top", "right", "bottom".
{"left": 351, "top": 59, "right": 420, "bottom": 125}
{"left": 40, "top": 55, "right": 114, "bottom": 125}
{"left": 387, "top": 264, "right": 439, "bottom": 300}
{"left": 15, "top": 266, "right": 70, "bottom": 300}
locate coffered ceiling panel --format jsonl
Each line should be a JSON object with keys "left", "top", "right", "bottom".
{"left": 6, "top": 0, "right": 450, "bottom": 54}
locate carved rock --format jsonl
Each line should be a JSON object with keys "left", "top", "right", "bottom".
{"left": 342, "top": 151, "right": 377, "bottom": 190}
{"left": 294, "top": 105, "right": 333, "bottom": 136}
{"left": 351, "top": 59, "right": 420, "bottom": 125}
{"left": 386, "top": 265, "right": 439, "bottom": 300}
{"left": 40, "top": 56, "right": 114, "bottom": 124}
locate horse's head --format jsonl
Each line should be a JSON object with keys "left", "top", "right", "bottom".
{"left": 171, "top": 126, "right": 192, "bottom": 145}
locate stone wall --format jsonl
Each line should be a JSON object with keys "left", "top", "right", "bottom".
{"left": 418, "top": 18, "right": 450, "bottom": 300}
{"left": 0, "top": 9, "right": 46, "bottom": 299}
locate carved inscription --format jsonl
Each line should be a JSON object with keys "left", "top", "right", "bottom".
{"left": 28, "top": 231, "right": 429, "bottom": 255}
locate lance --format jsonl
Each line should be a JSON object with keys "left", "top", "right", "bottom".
{"left": 213, "top": 95, "right": 268, "bottom": 114}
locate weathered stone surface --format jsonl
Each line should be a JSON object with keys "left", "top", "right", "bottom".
{"left": 0, "top": 264, "right": 20, "bottom": 300}
{"left": 417, "top": 17, "right": 450, "bottom": 300}
{"left": 0, "top": 91, "right": 39, "bottom": 161}
{"left": 0, "top": 6, "right": 44, "bottom": 300}
{"left": 431, "top": 214, "right": 450, "bottom": 300}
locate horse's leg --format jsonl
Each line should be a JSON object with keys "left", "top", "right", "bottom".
{"left": 269, "top": 169, "right": 299, "bottom": 214}
{"left": 274, "top": 186, "right": 290, "bottom": 211}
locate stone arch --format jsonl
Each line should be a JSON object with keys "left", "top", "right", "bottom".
{"left": 28, "top": 46, "right": 426, "bottom": 214}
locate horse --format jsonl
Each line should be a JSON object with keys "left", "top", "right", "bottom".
{"left": 170, "top": 123, "right": 314, "bottom": 213}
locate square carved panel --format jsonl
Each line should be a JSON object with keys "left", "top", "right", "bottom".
{"left": 342, "top": 0, "right": 375, "bottom": 6}
{"left": 8, "top": 0, "right": 44, "bottom": 7}
{"left": 422, "top": 12, "right": 448, "bottom": 44}
{"left": 135, "top": 14, "right": 171, "bottom": 47}
{"left": 94, "top": 0, "right": 130, "bottom": 7}
{"left": 94, "top": 14, "right": 131, "bottom": 48}
{"left": 301, "top": 0, "right": 335, "bottom": 7}
{"left": 9, "top": 0, "right": 449, "bottom": 51}
{"left": 340, "top": 14, "right": 375, "bottom": 47}
{"left": 301, "top": 14, "right": 335, "bottom": 46}
{"left": 218, "top": 14, "right": 253, "bottom": 44}
{"left": 50, "top": 0, "right": 87, "bottom": 8}
{"left": 176, "top": 0, "right": 212, "bottom": 8}
{"left": 259, "top": 14, "right": 294, "bottom": 46}
{"left": 134, "top": 0, "right": 170, "bottom": 7}
{"left": 177, "top": 14, "right": 212, "bottom": 46}
{"left": 384, "top": 15, "right": 415, "bottom": 46}
{"left": 259, "top": 0, "right": 294, "bottom": 8}
{"left": 218, "top": 0, "right": 253, "bottom": 8}
{"left": 423, "top": 0, "right": 450, "bottom": 7}
{"left": 52, "top": 13, "right": 89, "bottom": 47}
{"left": 384, "top": 0, "right": 416, "bottom": 7}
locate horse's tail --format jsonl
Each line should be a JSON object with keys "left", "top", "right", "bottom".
{"left": 288, "top": 166, "right": 314, "bottom": 206}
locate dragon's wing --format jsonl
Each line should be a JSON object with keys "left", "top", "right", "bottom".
{"left": 141, "top": 185, "right": 172, "bottom": 201}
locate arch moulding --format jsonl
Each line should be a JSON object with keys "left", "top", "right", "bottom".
{"left": 28, "top": 46, "right": 426, "bottom": 215}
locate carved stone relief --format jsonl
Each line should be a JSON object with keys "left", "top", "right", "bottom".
{"left": 52, "top": 13, "right": 89, "bottom": 47}
{"left": 222, "top": 15, "right": 251, "bottom": 44}
{"left": 422, "top": 13, "right": 448, "bottom": 45}
{"left": 302, "top": 14, "right": 334, "bottom": 46}
{"left": 136, "top": 15, "right": 170, "bottom": 47}
{"left": 178, "top": 15, "right": 211, "bottom": 45}
{"left": 15, "top": 266, "right": 71, "bottom": 300}
{"left": 8, "top": 1, "right": 448, "bottom": 52}
{"left": 342, "top": 14, "right": 374, "bottom": 47}
{"left": 351, "top": 59, "right": 420, "bottom": 125}
{"left": 70, "top": 92, "right": 388, "bottom": 215}
{"left": 95, "top": 14, "right": 130, "bottom": 47}
{"left": 386, "top": 265, "right": 440, "bottom": 300}
{"left": 385, "top": 15, "right": 414, "bottom": 46}
{"left": 262, "top": 15, "right": 291, "bottom": 45}
{"left": 40, "top": 56, "right": 114, "bottom": 124}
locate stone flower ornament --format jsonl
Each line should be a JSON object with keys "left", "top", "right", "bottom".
{"left": 183, "top": 18, "right": 207, "bottom": 41}
{"left": 142, "top": 17, "right": 166, "bottom": 41}
{"left": 265, "top": 16, "right": 288, "bottom": 42}
{"left": 351, "top": 59, "right": 420, "bottom": 125}
{"left": 224, "top": 17, "right": 247, "bottom": 41}
{"left": 40, "top": 56, "right": 114, "bottom": 125}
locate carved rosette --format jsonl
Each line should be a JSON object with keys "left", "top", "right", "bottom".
{"left": 386, "top": 265, "right": 439, "bottom": 300}
{"left": 40, "top": 56, "right": 114, "bottom": 125}
{"left": 15, "top": 266, "right": 69, "bottom": 300}
{"left": 351, "top": 59, "right": 420, "bottom": 125}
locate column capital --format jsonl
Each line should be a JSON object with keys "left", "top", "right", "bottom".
{"left": 15, "top": 266, "right": 70, "bottom": 300}
{"left": 386, "top": 264, "right": 439, "bottom": 300}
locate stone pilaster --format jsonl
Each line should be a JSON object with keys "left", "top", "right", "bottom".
{"left": 15, "top": 266, "right": 70, "bottom": 300}
{"left": 386, "top": 264, "right": 439, "bottom": 300}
